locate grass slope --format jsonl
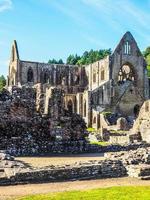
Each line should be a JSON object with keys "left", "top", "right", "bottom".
{"left": 17, "top": 186, "right": 150, "bottom": 200}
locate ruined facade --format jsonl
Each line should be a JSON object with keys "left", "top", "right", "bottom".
{"left": 7, "top": 32, "right": 149, "bottom": 130}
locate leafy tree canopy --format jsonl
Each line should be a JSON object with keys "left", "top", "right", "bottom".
{"left": 0, "top": 75, "right": 6, "bottom": 91}
{"left": 48, "top": 59, "right": 64, "bottom": 64}
{"left": 143, "top": 47, "right": 150, "bottom": 77}
{"left": 48, "top": 49, "right": 111, "bottom": 66}
{"left": 67, "top": 49, "right": 111, "bottom": 65}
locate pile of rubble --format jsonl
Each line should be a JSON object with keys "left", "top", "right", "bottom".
{"left": 105, "top": 147, "right": 150, "bottom": 165}
{"left": 105, "top": 147, "right": 150, "bottom": 179}
{"left": 0, "top": 151, "right": 29, "bottom": 184}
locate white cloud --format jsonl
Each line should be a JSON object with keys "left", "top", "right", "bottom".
{"left": 0, "top": 0, "right": 12, "bottom": 12}
{"left": 82, "top": 0, "right": 150, "bottom": 44}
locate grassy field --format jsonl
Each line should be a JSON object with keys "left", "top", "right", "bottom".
{"left": 16, "top": 186, "right": 150, "bottom": 200}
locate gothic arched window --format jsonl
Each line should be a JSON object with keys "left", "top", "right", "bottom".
{"left": 93, "top": 116, "right": 96, "bottom": 124}
{"left": 84, "top": 100, "right": 86, "bottom": 117}
{"left": 93, "top": 71, "right": 96, "bottom": 83}
{"left": 27, "top": 67, "right": 34, "bottom": 82}
{"left": 101, "top": 70, "right": 105, "bottom": 81}
{"left": 124, "top": 41, "right": 131, "bottom": 54}
{"left": 44, "top": 72, "right": 49, "bottom": 84}
{"left": 118, "top": 64, "right": 135, "bottom": 84}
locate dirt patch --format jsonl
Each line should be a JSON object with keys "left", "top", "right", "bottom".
{"left": 16, "top": 153, "right": 104, "bottom": 168}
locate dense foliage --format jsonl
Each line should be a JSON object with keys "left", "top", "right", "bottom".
{"left": 0, "top": 75, "right": 6, "bottom": 91}
{"left": 48, "top": 59, "right": 64, "bottom": 64}
{"left": 48, "top": 49, "right": 111, "bottom": 65}
{"left": 67, "top": 49, "right": 111, "bottom": 65}
{"left": 143, "top": 47, "right": 150, "bottom": 77}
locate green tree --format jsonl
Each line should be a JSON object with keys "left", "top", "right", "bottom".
{"left": 48, "top": 59, "right": 64, "bottom": 64}
{"left": 49, "top": 48, "right": 111, "bottom": 66}
{"left": 143, "top": 47, "right": 150, "bottom": 77}
{"left": 0, "top": 75, "right": 6, "bottom": 91}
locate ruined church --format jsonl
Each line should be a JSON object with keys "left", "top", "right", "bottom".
{"left": 7, "top": 32, "right": 149, "bottom": 130}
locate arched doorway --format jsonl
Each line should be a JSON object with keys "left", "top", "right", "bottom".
{"left": 134, "top": 104, "right": 140, "bottom": 117}
{"left": 27, "top": 67, "right": 34, "bottom": 82}
{"left": 67, "top": 100, "right": 73, "bottom": 113}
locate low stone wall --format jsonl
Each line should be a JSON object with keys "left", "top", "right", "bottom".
{"left": 0, "top": 159, "right": 127, "bottom": 185}
{"left": 1, "top": 147, "right": 150, "bottom": 185}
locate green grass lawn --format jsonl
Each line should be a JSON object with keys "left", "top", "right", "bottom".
{"left": 16, "top": 186, "right": 150, "bottom": 200}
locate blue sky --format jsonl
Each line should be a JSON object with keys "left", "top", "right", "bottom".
{"left": 1, "top": 0, "right": 150, "bottom": 77}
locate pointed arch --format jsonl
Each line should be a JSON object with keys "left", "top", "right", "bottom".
{"left": 43, "top": 72, "right": 49, "bottom": 84}
{"left": 27, "top": 67, "right": 34, "bottom": 82}
{"left": 67, "top": 99, "right": 73, "bottom": 113}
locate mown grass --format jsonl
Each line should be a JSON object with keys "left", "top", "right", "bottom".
{"left": 16, "top": 186, "right": 150, "bottom": 200}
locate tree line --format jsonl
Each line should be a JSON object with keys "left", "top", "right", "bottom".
{"left": 48, "top": 49, "right": 111, "bottom": 65}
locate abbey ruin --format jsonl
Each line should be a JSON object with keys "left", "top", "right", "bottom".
{"left": 7, "top": 32, "right": 149, "bottom": 127}
{"left": 0, "top": 31, "right": 150, "bottom": 185}
{"left": 0, "top": 31, "right": 149, "bottom": 156}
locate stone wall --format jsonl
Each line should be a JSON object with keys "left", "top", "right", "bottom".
{"left": 0, "top": 86, "right": 88, "bottom": 156}
{"left": 2, "top": 147, "right": 150, "bottom": 185}
{"left": 131, "top": 100, "right": 150, "bottom": 142}
{"left": 0, "top": 152, "right": 127, "bottom": 185}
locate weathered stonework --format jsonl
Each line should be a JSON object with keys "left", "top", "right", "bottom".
{"left": 7, "top": 32, "right": 149, "bottom": 131}
{"left": 130, "top": 100, "right": 150, "bottom": 142}
{"left": 1, "top": 147, "right": 150, "bottom": 185}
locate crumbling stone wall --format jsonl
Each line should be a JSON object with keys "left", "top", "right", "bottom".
{"left": 0, "top": 86, "right": 88, "bottom": 155}
{"left": 131, "top": 100, "right": 150, "bottom": 142}
{"left": 2, "top": 147, "right": 150, "bottom": 185}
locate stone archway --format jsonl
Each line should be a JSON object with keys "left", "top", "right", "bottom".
{"left": 67, "top": 100, "right": 73, "bottom": 113}
{"left": 134, "top": 104, "right": 140, "bottom": 117}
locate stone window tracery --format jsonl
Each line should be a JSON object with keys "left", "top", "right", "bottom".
{"left": 118, "top": 64, "right": 135, "bottom": 84}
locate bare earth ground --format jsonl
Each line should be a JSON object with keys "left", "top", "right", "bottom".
{"left": 1, "top": 153, "right": 150, "bottom": 200}
{"left": 16, "top": 153, "right": 104, "bottom": 168}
